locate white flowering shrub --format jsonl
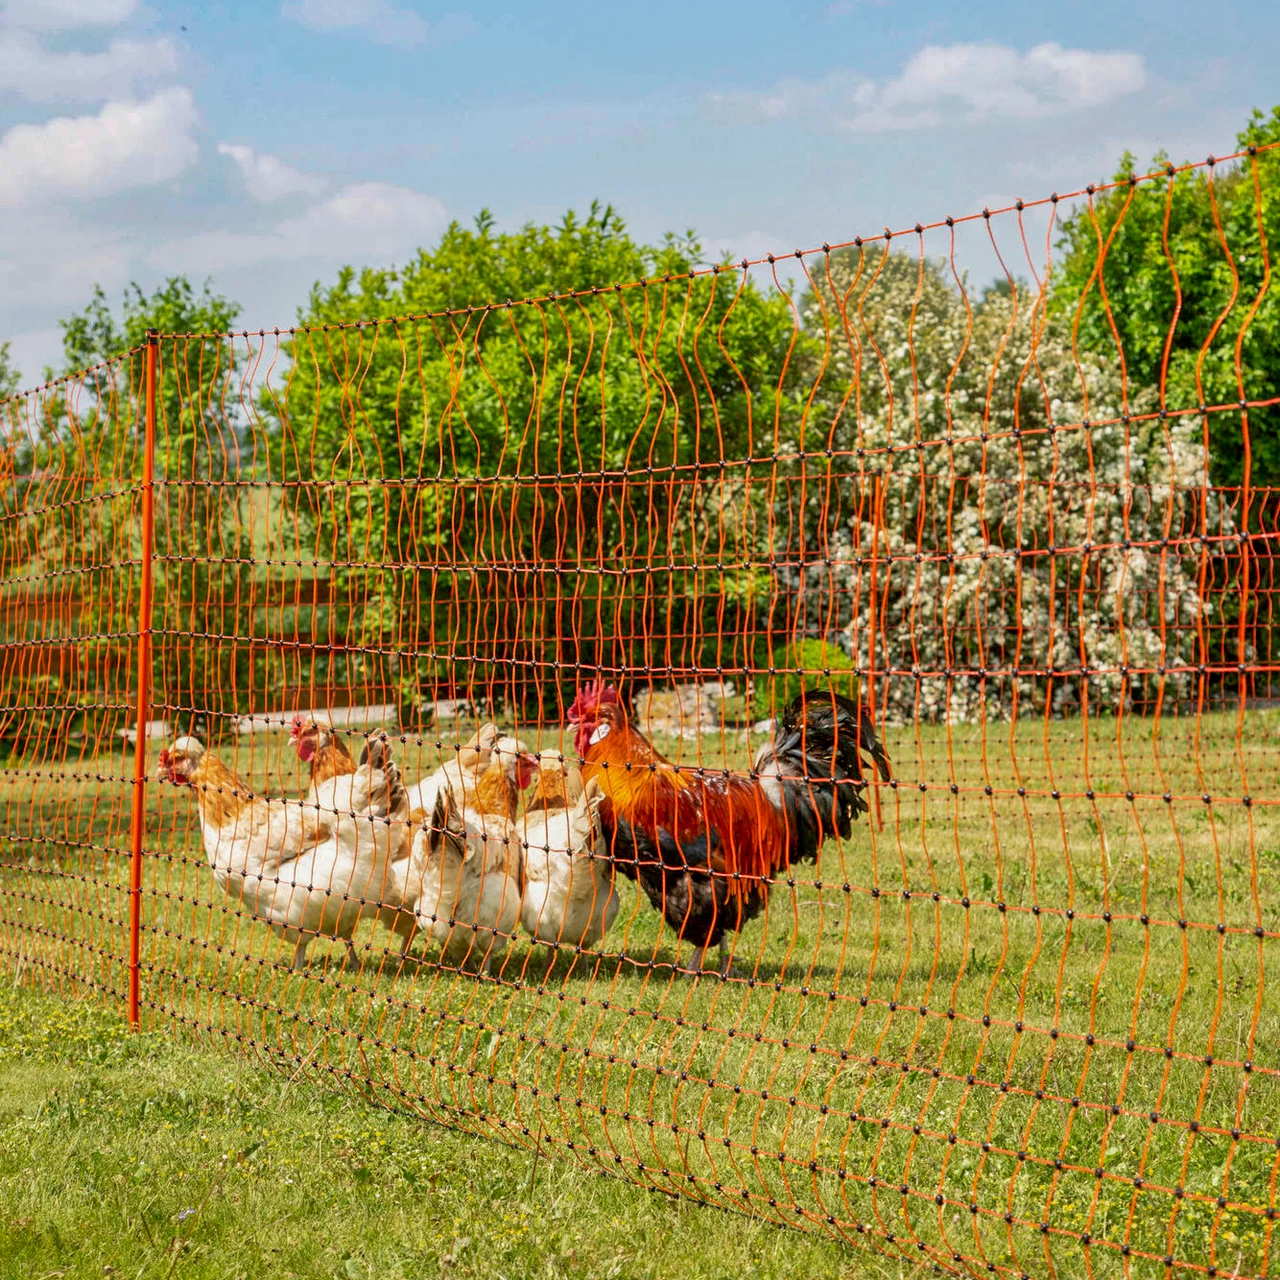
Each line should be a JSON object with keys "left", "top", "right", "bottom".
{"left": 787, "top": 250, "right": 1231, "bottom": 722}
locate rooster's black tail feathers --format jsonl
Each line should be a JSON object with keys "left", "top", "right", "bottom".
{"left": 759, "top": 688, "right": 890, "bottom": 862}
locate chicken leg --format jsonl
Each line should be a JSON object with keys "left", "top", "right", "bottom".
{"left": 682, "top": 938, "right": 742, "bottom": 980}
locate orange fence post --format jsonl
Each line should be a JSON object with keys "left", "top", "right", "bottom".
{"left": 868, "top": 472, "right": 883, "bottom": 832}
{"left": 127, "top": 330, "right": 159, "bottom": 1029}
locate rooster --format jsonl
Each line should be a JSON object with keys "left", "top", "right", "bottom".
{"left": 158, "top": 733, "right": 405, "bottom": 972}
{"left": 518, "top": 753, "right": 617, "bottom": 954}
{"left": 567, "top": 680, "right": 890, "bottom": 975}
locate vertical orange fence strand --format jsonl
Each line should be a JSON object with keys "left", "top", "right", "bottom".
{"left": 1, "top": 144, "right": 1279, "bottom": 1279}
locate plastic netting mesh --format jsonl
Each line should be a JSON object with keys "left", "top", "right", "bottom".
{"left": 1, "top": 149, "right": 1278, "bottom": 1278}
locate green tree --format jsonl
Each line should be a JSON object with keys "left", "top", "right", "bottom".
{"left": 0, "top": 341, "right": 19, "bottom": 401}
{"left": 1051, "top": 106, "right": 1280, "bottom": 489}
{"left": 265, "top": 206, "right": 808, "bottom": 720}
{"left": 6, "top": 279, "right": 248, "bottom": 743}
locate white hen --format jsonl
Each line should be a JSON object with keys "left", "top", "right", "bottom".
{"left": 409, "top": 773, "right": 523, "bottom": 974}
{"left": 518, "top": 754, "right": 617, "bottom": 952}
{"left": 158, "top": 734, "right": 403, "bottom": 971}
{"left": 287, "top": 718, "right": 417, "bottom": 954}
{"left": 404, "top": 722, "right": 500, "bottom": 816}
{"left": 398, "top": 730, "right": 534, "bottom": 948}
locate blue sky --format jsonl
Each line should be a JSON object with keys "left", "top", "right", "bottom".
{"left": 2, "top": 0, "right": 1276, "bottom": 386}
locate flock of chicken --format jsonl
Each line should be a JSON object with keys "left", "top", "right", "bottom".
{"left": 155, "top": 680, "right": 891, "bottom": 979}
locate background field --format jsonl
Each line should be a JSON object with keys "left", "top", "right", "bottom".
{"left": 2, "top": 708, "right": 1277, "bottom": 1278}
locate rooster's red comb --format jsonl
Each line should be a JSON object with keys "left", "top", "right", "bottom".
{"left": 567, "top": 677, "right": 620, "bottom": 722}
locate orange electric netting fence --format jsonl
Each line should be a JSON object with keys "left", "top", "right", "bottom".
{"left": 1, "top": 145, "right": 1278, "bottom": 1279}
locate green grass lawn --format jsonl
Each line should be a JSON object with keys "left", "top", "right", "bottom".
{"left": 1, "top": 708, "right": 1279, "bottom": 1278}
{"left": 0, "top": 980, "right": 896, "bottom": 1280}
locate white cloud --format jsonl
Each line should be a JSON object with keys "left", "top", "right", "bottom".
{"left": 708, "top": 72, "right": 860, "bottom": 123}
{"left": 281, "top": 0, "right": 426, "bottom": 45}
{"left": 280, "top": 183, "right": 448, "bottom": 255}
{"left": 848, "top": 42, "right": 1145, "bottom": 131}
{"left": 0, "top": 87, "right": 199, "bottom": 207}
{"left": 709, "top": 42, "right": 1144, "bottom": 133}
{"left": 0, "top": 209, "right": 130, "bottom": 313}
{"left": 217, "top": 142, "right": 325, "bottom": 203}
{"left": 1, "top": 0, "right": 137, "bottom": 30}
{"left": 0, "top": 32, "right": 179, "bottom": 103}
{"left": 154, "top": 182, "right": 449, "bottom": 272}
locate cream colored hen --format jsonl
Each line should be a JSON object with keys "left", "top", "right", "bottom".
{"left": 158, "top": 733, "right": 404, "bottom": 971}
{"left": 288, "top": 717, "right": 417, "bottom": 954}
{"left": 403, "top": 722, "right": 501, "bottom": 816}
{"left": 407, "top": 746, "right": 533, "bottom": 973}
{"left": 518, "top": 753, "right": 617, "bottom": 953}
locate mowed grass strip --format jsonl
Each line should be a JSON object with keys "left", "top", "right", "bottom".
{"left": 0, "top": 980, "right": 903, "bottom": 1280}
